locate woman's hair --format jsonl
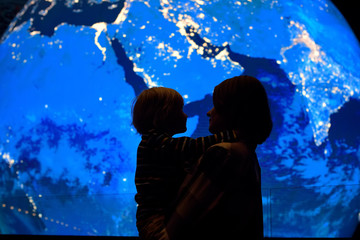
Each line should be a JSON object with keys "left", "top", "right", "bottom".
{"left": 213, "top": 75, "right": 273, "bottom": 144}
{"left": 132, "top": 87, "right": 184, "bottom": 134}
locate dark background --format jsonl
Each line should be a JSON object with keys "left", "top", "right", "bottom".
{"left": 331, "top": 0, "right": 360, "bottom": 42}
{"left": 0, "top": 0, "right": 359, "bottom": 42}
{"left": 0, "top": 0, "right": 27, "bottom": 37}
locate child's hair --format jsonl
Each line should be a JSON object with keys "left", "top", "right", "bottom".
{"left": 132, "top": 87, "right": 184, "bottom": 134}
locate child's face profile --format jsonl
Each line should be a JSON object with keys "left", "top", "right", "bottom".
{"left": 166, "top": 105, "right": 187, "bottom": 136}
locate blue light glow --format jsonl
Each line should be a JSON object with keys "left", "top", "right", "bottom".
{"left": 0, "top": 0, "right": 359, "bottom": 237}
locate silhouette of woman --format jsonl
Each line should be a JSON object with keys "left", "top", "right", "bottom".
{"left": 166, "top": 75, "right": 272, "bottom": 240}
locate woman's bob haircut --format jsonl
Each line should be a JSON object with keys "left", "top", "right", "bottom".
{"left": 213, "top": 75, "right": 273, "bottom": 144}
{"left": 132, "top": 87, "right": 184, "bottom": 134}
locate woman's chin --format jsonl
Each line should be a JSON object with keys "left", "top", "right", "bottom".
{"left": 208, "top": 128, "right": 216, "bottom": 134}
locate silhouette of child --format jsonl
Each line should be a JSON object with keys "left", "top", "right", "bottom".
{"left": 132, "top": 87, "right": 238, "bottom": 240}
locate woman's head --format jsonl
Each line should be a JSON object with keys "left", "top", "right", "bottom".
{"left": 208, "top": 75, "right": 272, "bottom": 144}
{"left": 132, "top": 87, "right": 187, "bottom": 135}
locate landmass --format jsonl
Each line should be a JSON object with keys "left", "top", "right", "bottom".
{"left": 12, "top": 0, "right": 125, "bottom": 37}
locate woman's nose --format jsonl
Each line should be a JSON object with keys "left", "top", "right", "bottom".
{"left": 207, "top": 108, "right": 213, "bottom": 117}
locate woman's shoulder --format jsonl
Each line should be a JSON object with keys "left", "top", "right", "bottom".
{"left": 202, "top": 142, "right": 255, "bottom": 177}
{"left": 209, "top": 142, "right": 251, "bottom": 158}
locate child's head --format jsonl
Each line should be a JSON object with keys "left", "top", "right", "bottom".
{"left": 132, "top": 87, "right": 187, "bottom": 135}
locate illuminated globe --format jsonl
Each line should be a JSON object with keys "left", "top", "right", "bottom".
{"left": 0, "top": 0, "right": 359, "bottom": 237}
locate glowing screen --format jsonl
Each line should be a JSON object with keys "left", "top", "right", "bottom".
{"left": 0, "top": 0, "right": 359, "bottom": 237}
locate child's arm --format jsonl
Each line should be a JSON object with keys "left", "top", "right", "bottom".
{"left": 163, "top": 130, "right": 238, "bottom": 162}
